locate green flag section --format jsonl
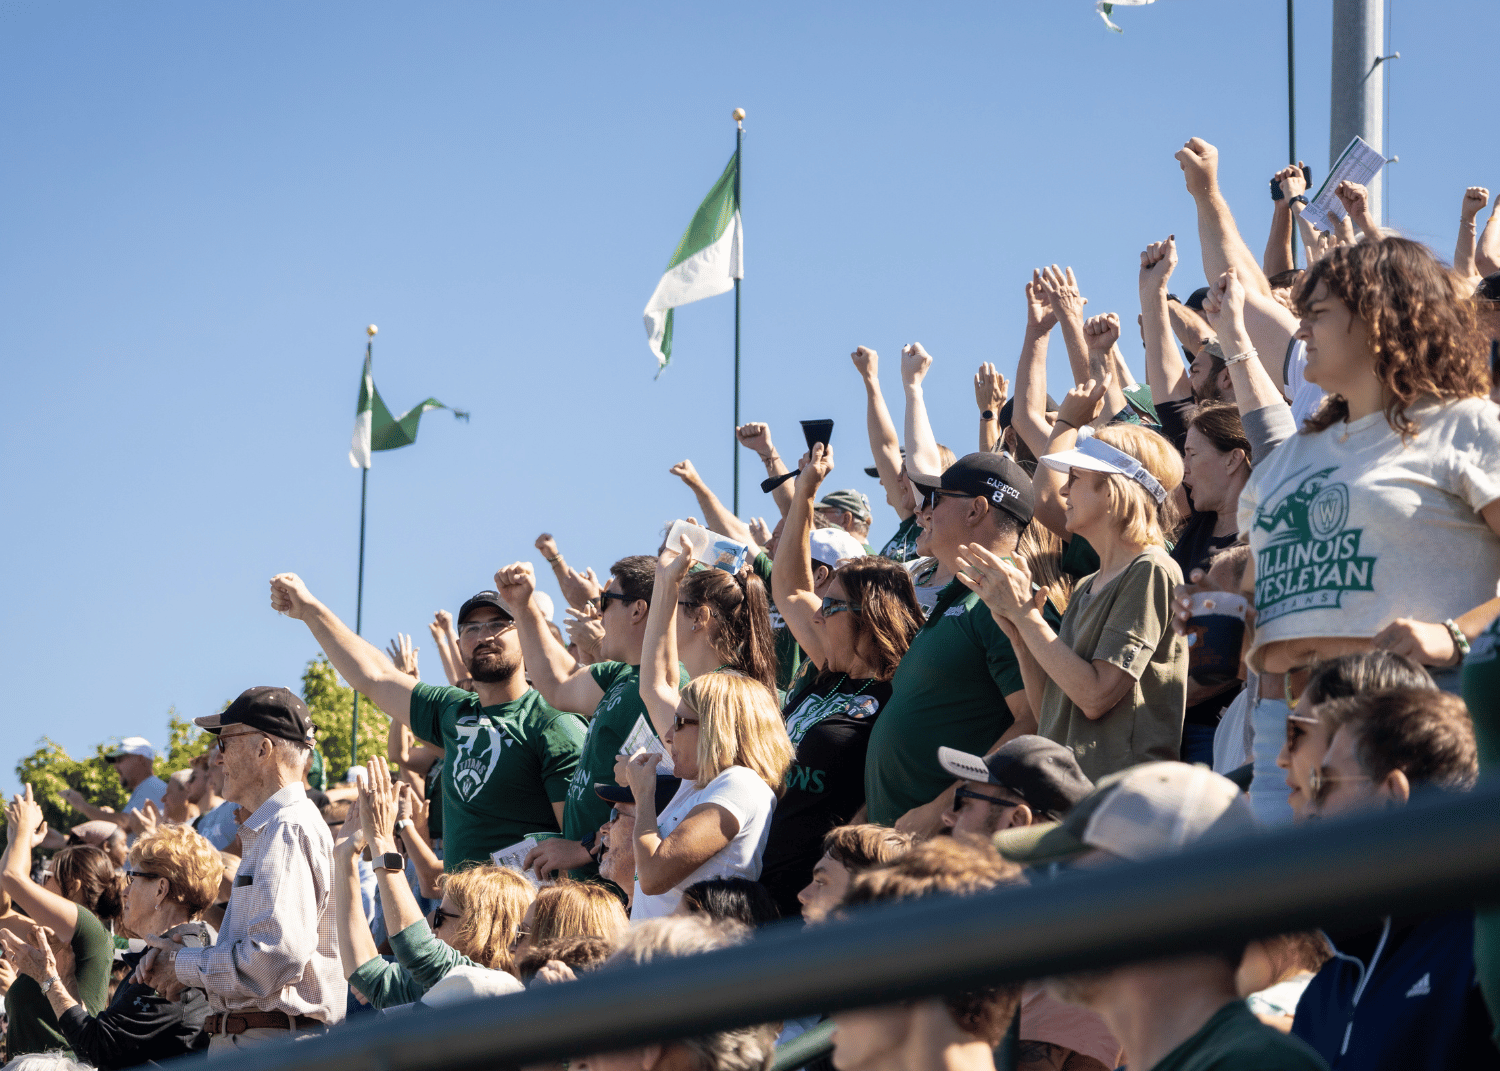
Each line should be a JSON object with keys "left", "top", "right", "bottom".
{"left": 643, "top": 150, "right": 742, "bottom": 376}
{"left": 348, "top": 352, "right": 469, "bottom": 469}
{"left": 1096, "top": 0, "right": 1154, "bottom": 33}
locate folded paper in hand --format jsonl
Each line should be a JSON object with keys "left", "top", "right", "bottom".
{"left": 1304, "top": 137, "right": 1387, "bottom": 234}
{"left": 491, "top": 837, "right": 542, "bottom": 886}
{"left": 619, "top": 714, "right": 674, "bottom": 775}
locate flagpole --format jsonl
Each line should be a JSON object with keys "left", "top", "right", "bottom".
{"left": 352, "top": 325, "right": 375, "bottom": 770}
{"left": 732, "top": 107, "right": 744, "bottom": 515}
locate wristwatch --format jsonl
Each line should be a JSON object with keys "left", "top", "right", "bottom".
{"left": 981, "top": 410, "right": 996, "bottom": 421}
{"left": 1290, "top": 194, "right": 1309, "bottom": 206}
{"left": 396, "top": 818, "right": 414, "bottom": 833}
{"left": 373, "top": 851, "right": 405, "bottom": 873}
{"left": 40, "top": 976, "right": 62, "bottom": 994}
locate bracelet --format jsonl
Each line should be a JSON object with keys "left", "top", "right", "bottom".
{"left": 1443, "top": 619, "right": 1471, "bottom": 663}
{"left": 760, "top": 453, "right": 779, "bottom": 465}
{"left": 1053, "top": 417, "right": 1077, "bottom": 431}
{"left": 1223, "top": 348, "right": 1258, "bottom": 367}
{"left": 545, "top": 556, "right": 560, "bottom": 564}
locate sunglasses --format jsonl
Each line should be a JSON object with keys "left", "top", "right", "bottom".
{"left": 920, "top": 488, "right": 972, "bottom": 511}
{"left": 951, "top": 786, "right": 1023, "bottom": 811}
{"left": 672, "top": 714, "right": 701, "bottom": 732}
{"left": 430, "top": 905, "right": 459, "bottom": 932}
{"left": 1306, "top": 767, "right": 1373, "bottom": 807}
{"left": 215, "top": 728, "right": 263, "bottom": 753}
{"left": 819, "top": 596, "right": 857, "bottom": 616}
{"left": 124, "top": 869, "right": 162, "bottom": 882}
{"left": 458, "top": 618, "right": 515, "bottom": 639}
{"left": 1283, "top": 665, "right": 1315, "bottom": 708}
{"left": 592, "top": 591, "right": 633, "bottom": 614}
{"left": 1284, "top": 713, "right": 1321, "bottom": 750}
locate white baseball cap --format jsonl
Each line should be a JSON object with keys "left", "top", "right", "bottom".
{"left": 106, "top": 737, "right": 155, "bottom": 761}
{"left": 420, "top": 964, "right": 525, "bottom": 1007}
{"left": 809, "top": 528, "right": 867, "bottom": 569}
{"left": 1039, "top": 427, "right": 1167, "bottom": 504}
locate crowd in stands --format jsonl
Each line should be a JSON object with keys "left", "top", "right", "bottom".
{"left": 4, "top": 137, "right": 1500, "bottom": 1071}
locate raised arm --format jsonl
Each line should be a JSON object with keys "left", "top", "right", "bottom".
{"left": 772, "top": 444, "right": 836, "bottom": 670}
{"left": 638, "top": 541, "right": 694, "bottom": 738}
{"left": 535, "top": 533, "right": 602, "bottom": 612}
{"left": 271, "top": 573, "right": 416, "bottom": 726}
{"left": 1202, "top": 268, "right": 1297, "bottom": 417}
{"left": 494, "top": 561, "right": 605, "bottom": 715}
{"left": 851, "top": 347, "right": 912, "bottom": 517}
{"left": 360, "top": 763, "right": 428, "bottom": 945}
{"left": 2, "top": 787, "right": 80, "bottom": 941}
{"left": 1031, "top": 377, "right": 1110, "bottom": 540}
{"left": 1334, "top": 181, "right": 1382, "bottom": 240}
{"left": 427, "top": 611, "right": 463, "bottom": 686}
{"left": 1176, "top": 137, "right": 1299, "bottom": 392}
{"left": 974, "top": 363, "right": 1008, "bottom": 452}
{"left": 1263, "top": 164, "right": 1308, "bottom": 275}
{"left": 1011, "top": 274, "right": 1058, "bottom": 461}
{"left": 737, "top": 424, "right": 793, "bottom": 518}
{"left": 624, "top": 752, "right": 735, "bottom": 897}
{"left": 901, "top": 342, "right": 944, "bottom": 478}
{"left": 1038, "top": 266, "right": 1127, "bottom": 425}
{"left": 1456, "top": 187, "right": 1492, "bottom": 285}
{"left": 1479, "top": 193, "right": 1500, "bottom": 278}
{"left": 669, "top": 459, "right": 757, "bottom": 548}
{"left": 332, "top": 797, "right": 378, "bottom": 980}
{"left": 1139, "top": 237, "right": 1191, "bottom": 404}
{"left": 397, "top": 785, "right": 445, "bottom": 899}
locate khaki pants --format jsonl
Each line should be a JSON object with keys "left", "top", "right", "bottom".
{"left": 207, "top": 1023, "right": 327, "bottom": 1053}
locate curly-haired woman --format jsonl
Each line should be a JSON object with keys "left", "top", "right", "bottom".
{"left": 1191, "top": 244, "right": 1500, "bottom": 823}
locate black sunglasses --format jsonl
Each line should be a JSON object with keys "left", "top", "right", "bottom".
{"left": 951, "top": 786, "right": 1022, "bottom": 811}
{"left": 592, "top": 591, "right": 633, "bottom": 614}
{"left": 920, "top": 487, "right": 972, "bottom": 511}
{"left": 124, "top": 869, "right": 162, "bottom": 882}
{"left": 430, "top": 905, "right": 458, "bottom": 932}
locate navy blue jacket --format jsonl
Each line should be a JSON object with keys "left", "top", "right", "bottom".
{"left": 1291, "top": 909, "right": 1498, "bottom": 1070}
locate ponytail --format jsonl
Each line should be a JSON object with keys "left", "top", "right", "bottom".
{"left": 680, "top": 569, "right": 779, "bottom": 694}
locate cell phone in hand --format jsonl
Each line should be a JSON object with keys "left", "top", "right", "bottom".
{"left": 801, "top": 419, "right": 834, "bottom": 451}
{"left": 1270, "top": 177, "right": 1284, "bottom": 201}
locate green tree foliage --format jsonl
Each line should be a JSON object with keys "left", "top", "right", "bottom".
{"left": 301, "top": 656, "right": 389, "bottom": 786}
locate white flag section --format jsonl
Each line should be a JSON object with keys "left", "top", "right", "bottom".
{"left": 643, "top": 151, "right": 741, "bottom": 375}
{"left": 1303, "top": 137, "right": 1388, "bottom": 234}
{"left": 1096, "top": 0, "right": 1154, "bottom": 33}
{"left": 349, "top": 355, "right": 376, "bottom": 469}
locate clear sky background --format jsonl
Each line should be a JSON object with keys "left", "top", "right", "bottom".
{"left": 2, "top": 0, "right": 1493, "bottom": 795}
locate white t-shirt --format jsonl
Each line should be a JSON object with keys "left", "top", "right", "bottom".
{"left": 124, "top": 775, "right": 168, "bottom": 846}
{"left": 1238, "top": 397, "right": 1500, "bottom": 653}
{"left": 630, "top": 765, "right": 777, "bottom": 921}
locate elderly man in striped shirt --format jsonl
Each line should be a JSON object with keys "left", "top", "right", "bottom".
{"left": 139, "top": 686, "right": 345, "bottom": 1050}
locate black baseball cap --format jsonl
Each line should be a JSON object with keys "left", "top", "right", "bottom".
{"left": 1183, "top": 286, "right": 1211, "bottom": 311}
{"left": 595, "top": 774, "right": 681, "bottom": 814}
{"left": 1476, "top": 271, "right": 1500, "bottom": 303}
{"left": 195, "top": 686, "right": 316, "bottom": 746}
{"left": 908, "top": 452, "right": 1035, "bottom": 525}
{"left": 937, "top": 736, "right": 1093, "bottom": 821}
{"left": 457, "top": 590, "right": 514, "bottom": 626}
{"left": 865, "top": 448, "right": 905, "bottom": 479}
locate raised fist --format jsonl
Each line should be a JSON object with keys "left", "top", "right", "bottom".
{"left": 1175, "top": 137, "right": 1220, "bottom": 198}
{"left": 270, "top": 573, "right": 318, "bottom": 620}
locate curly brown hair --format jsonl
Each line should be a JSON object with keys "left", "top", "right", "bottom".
{"left": 1295, "top": 237, "right": 1488, "bottom": 438}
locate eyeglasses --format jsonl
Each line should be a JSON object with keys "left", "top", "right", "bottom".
{"left": 430, "top": 905, "right": 459, "bottom": 932}
{"left": 1283, "top": 665, "right": 1315, "bottom": 708}
{"left": 124, "top": 869, "right": 162, "bottom": 882}
{"left": 215, "top": 729, "right": 263, "bottom": 753}
{"left": 952, "top": 786, "right": 1023, "bottom": 811}
{"left": 920, "top": 488, "right": 972, "bottom": 511}
{"left": 1285, "top": 713, "right": 1321, "bottom": 751}
{"left": 609, "top": 808, "right": 619, "bottom": 823}
{"left": 592, "top": 591, "right": 633, "bottom": 614}
{"left": 672, "top": 714, "right": 701, "bottom": 732}
{"left": 458, "top": 619, "right": 515, "bottom": 639}
{"left": 819, "top": 596, "right": 857, "bottom": 617}
{"left": 1307, "top": 767, "right": 1373, "bottom": 807}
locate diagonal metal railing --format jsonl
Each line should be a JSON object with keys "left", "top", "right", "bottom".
{"left": 196, "top": 782, "right": 1500, "bottom": 1071}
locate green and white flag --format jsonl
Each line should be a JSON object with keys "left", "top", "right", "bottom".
{"left": 349, "top": 353, "right": 468, "bottom": 469}
{"left": 1096, "top": 0, "right": 1154, "bottom": 33}
{"left": 643, "top": 151, "right": 742, "bottom": 375}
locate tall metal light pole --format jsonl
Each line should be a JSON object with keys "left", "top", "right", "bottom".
{"left": 1329, "top": 0, "right": 1386, "bottom": 221}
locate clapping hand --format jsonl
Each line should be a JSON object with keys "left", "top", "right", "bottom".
{"left": 974, "top": 363, "right": 1008, "bottom": 414}
{"left": 8, "top": 785, "right": 47, "bottom": 849}
{"left": 954, "top": 543, "right": 1041, "bottom": 622}
{"left": 359, "top": 759, "right": 401, "bottom": 856}
{"left": 1037, "top": 265, "right": 1086, "bottom": 324}
{"left": 334, "top": 796, "right": 367, "bottom": 857}
{"left": 0, "top": 923, "right": 58, "bottom": 986}
{"left": 1025, "top": 273, "right": 1058, "bottom": 334}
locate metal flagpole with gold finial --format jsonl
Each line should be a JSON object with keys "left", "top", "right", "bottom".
{"left": 732, "top": 107, "right": 745, "bottom": 514}
{"left": 352, "top": 323, "right": 376, "bottom": 764}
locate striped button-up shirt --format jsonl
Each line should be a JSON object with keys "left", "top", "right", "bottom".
{"left": 173, "top": 782, "right": 345, "bottom": 1024}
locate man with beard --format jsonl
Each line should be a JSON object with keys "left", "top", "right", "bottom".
{"left": 270, "top": 574, "right": 585, "bottom": 872}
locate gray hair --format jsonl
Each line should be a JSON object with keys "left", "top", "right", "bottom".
{"left": 4, "top": 1053, "right": 93, "bottom": 1071}
{"left": 604, "top": 917, "right": 777, "bottom": 1071}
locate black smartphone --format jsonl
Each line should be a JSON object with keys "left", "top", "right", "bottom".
{"left": 800, "top": 419, "right": 834, "bottom": 451}
{"left": 1491, "top": 339, "right": 1498, "bottom": 385}
{"left": 1271, "top": 164, "right": 1314, "bottom": 201}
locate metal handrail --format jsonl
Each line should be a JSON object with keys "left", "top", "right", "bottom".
{"left": 195, "top": 782, "right": 1500, "bottom": 1071}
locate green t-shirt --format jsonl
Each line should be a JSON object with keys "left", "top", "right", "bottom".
{"left": 864, "top": 579, "right": 1056, "bottom": 826}
{"left": 1150, "top": 1000, "right": 1328, "bottom": 1071}
{"left": 409, "top": 682, "right": 586, "bottom": 871}
{"left": 1060, "top": 535, "right": 1101, "bottom": 579}
{"left": 4, "top": 906, "right": 112, "bottom": 1058}
{"left": 1463, "top": 617, "right": 1500, "bottom": 1046}
{"left": 1038, "top": 547, "right": 1189, "bottom": 784}
{"left": 878, "top": 515, "right": 923, "bottom": 563}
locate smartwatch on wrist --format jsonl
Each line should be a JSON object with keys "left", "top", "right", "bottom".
{"left": 1289, "top": 194, "right": 1309, "bottom": 207}
{"left": 981, "top": 410, "right": 996, "bottom": 421}
{"left": 373, "top": 851, "right": 405, "bottom": 873}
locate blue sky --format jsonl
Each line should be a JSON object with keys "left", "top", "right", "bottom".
{"left": 2, "top": 0, "right": 1492, "bottom": 794}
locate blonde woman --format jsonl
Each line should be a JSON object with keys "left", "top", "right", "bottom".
{"left": 511, "top": 880, "right": 628, "bottom": 962}
{"left": 336, "top": 763, "right": 534, "bottom": 1008}
{"left": 958, "top": 379, "right": 1189, "bottom": 782}
{"left": 624, "top": 671, "right": 794, "bottom": 920}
